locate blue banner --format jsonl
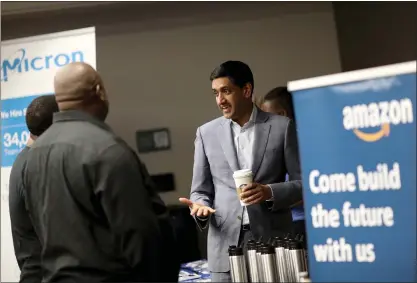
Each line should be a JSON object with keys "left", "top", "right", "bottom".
{"left": 292, "top": 72, "right": 416, "bottom": 282}
{"left": 1, "top": 95, "right": 40, "bottom": 167}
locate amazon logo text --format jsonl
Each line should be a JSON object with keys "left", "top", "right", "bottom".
{"left": 342, "top": 98, "right": 414, "bottom": 142}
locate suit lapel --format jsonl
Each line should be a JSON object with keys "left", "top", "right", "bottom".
{"left": 218, "top": 119, "right": 240, "bottom": 172}
{"left": 252, "top": 110, "right": 271, "bottom": 178}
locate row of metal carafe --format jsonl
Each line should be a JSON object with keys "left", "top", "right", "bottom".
{"left": 228, "top": 234, "right": 309, "bottom": 282}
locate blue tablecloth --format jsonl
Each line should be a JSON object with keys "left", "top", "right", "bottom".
{"left": 178, "top": 260, "right": 211, "bottom": 282}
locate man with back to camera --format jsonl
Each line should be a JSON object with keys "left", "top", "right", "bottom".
{"left": 22, "top": 62, "right": 180, "bottom": 282}
{"left": 261, "top": 86, "right": 307, "bottom": 242}
{"left": 179, "top": 61, "right": 303, "bottom": 282}
{"left": 9, "top": 95, "right": 59, "bottom": 283}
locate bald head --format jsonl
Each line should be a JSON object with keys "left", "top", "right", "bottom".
{"left": 54, "top": 62, "right": 109, "bottom": 120}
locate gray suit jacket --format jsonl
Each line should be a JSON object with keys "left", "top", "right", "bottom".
{"left": 190, "top": 108, "right": 303, "bottom": 272}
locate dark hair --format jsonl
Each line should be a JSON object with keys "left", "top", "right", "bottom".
{"left": 263, "top": 86, "right": 295, "bottom": 120}
{"left": 25, "top": 95, "right": 59, "bottom": 136}
{"left": 210, "top": 61, "right": 254, "bottom": 94}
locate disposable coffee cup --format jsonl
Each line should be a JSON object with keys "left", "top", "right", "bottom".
{"left": 233, "top": 169, "right": 253, "bottom": 206}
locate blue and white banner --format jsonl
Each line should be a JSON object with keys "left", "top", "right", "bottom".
{"left": 288, "top": 61, "right": 416, "bottom": 282}
{"left": 1, "top": 27, "right": 96, "bottom": 282}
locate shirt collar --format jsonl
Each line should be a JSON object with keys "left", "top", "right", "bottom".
{"left": 231, "top": 104, "right": 257, "bottom": 128}
{"left": 53, "top": 110, "right": 113, "bottom": 132}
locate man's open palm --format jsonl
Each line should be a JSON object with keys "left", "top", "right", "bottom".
{"left": 179, "top": 198, "right": 216, "bottom": 217}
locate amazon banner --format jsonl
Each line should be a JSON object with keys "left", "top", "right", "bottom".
{"left": 288, "top": 61, "right": 416, "bottom": 282}
{"left": 1, "top": 27, "right": 96, "bottom": 282}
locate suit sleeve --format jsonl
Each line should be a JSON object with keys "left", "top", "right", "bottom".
{"left": 190, "top": 127, "right": 215, "bottom": 230}
{"left": 268, "top": 119, "right": 303, "bottom": 211}
{"left": 92, "top": 145, "right": 163, "bottom": 280}
{"left": 9, "top": 162, "right": 42, "bottom": 283}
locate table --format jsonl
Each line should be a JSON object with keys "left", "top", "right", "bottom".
{"left": 178, "top": 260, "right": 211, "bottom": 282}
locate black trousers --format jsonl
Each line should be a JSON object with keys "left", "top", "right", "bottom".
{"left": 211, "top": 227, "right": 253, "bottom": 283}
{"left": 293, "top": 219, "right": 307, "bottom": 249}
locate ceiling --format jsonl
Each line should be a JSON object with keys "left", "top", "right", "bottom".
{"left": 1, "top": 1, "right": 334, "bottom": 41}
{"left": 1, "top": 1, "right": 329, "bottom": 18}
{"left": 1, "top": 1, "right": 131, "bottom": 17}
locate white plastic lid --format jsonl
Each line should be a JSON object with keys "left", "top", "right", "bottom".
{"left": 299, "top": 271, "right": 308, "bottom": 278}
{"left": 233, "top": 169, "right": 253, "bottom": 178}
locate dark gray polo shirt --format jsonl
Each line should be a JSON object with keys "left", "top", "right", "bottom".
{"left": 9, "top": 146, "right": 42, "bottom": 283}
{"left": 23, "top": 110, "right": 179, "bottom": 282}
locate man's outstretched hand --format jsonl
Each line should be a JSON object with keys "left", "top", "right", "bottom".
{"left": 179, "top": 198, "right": 216, "bottom": 217}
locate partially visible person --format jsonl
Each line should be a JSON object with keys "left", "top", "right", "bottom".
{"left": 9, "top": 95, "right": 59, "bottom": 283}
{"left": 22, "top": 62, "right": 179, "bottom": 282}
{"left": 261, "top": 86, "right": 306, "bottom": 240}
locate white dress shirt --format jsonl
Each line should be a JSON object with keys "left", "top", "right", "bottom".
{"left": 230, "top": 106, "right": 257, "bottom": 225}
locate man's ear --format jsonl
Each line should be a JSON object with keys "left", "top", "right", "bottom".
{"left": 95, "top": 84, "right": 106, "bottom": 101}
{"left": 243, "top": 83, "right": 253, "bottom": 98}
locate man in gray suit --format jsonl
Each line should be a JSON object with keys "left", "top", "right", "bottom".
{"left": 180, "top": 61, "right": 302, "bottom": 282}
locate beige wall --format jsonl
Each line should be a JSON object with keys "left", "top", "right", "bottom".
{"left": 2, "top": 2, "right": 341, "bottom": 204}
